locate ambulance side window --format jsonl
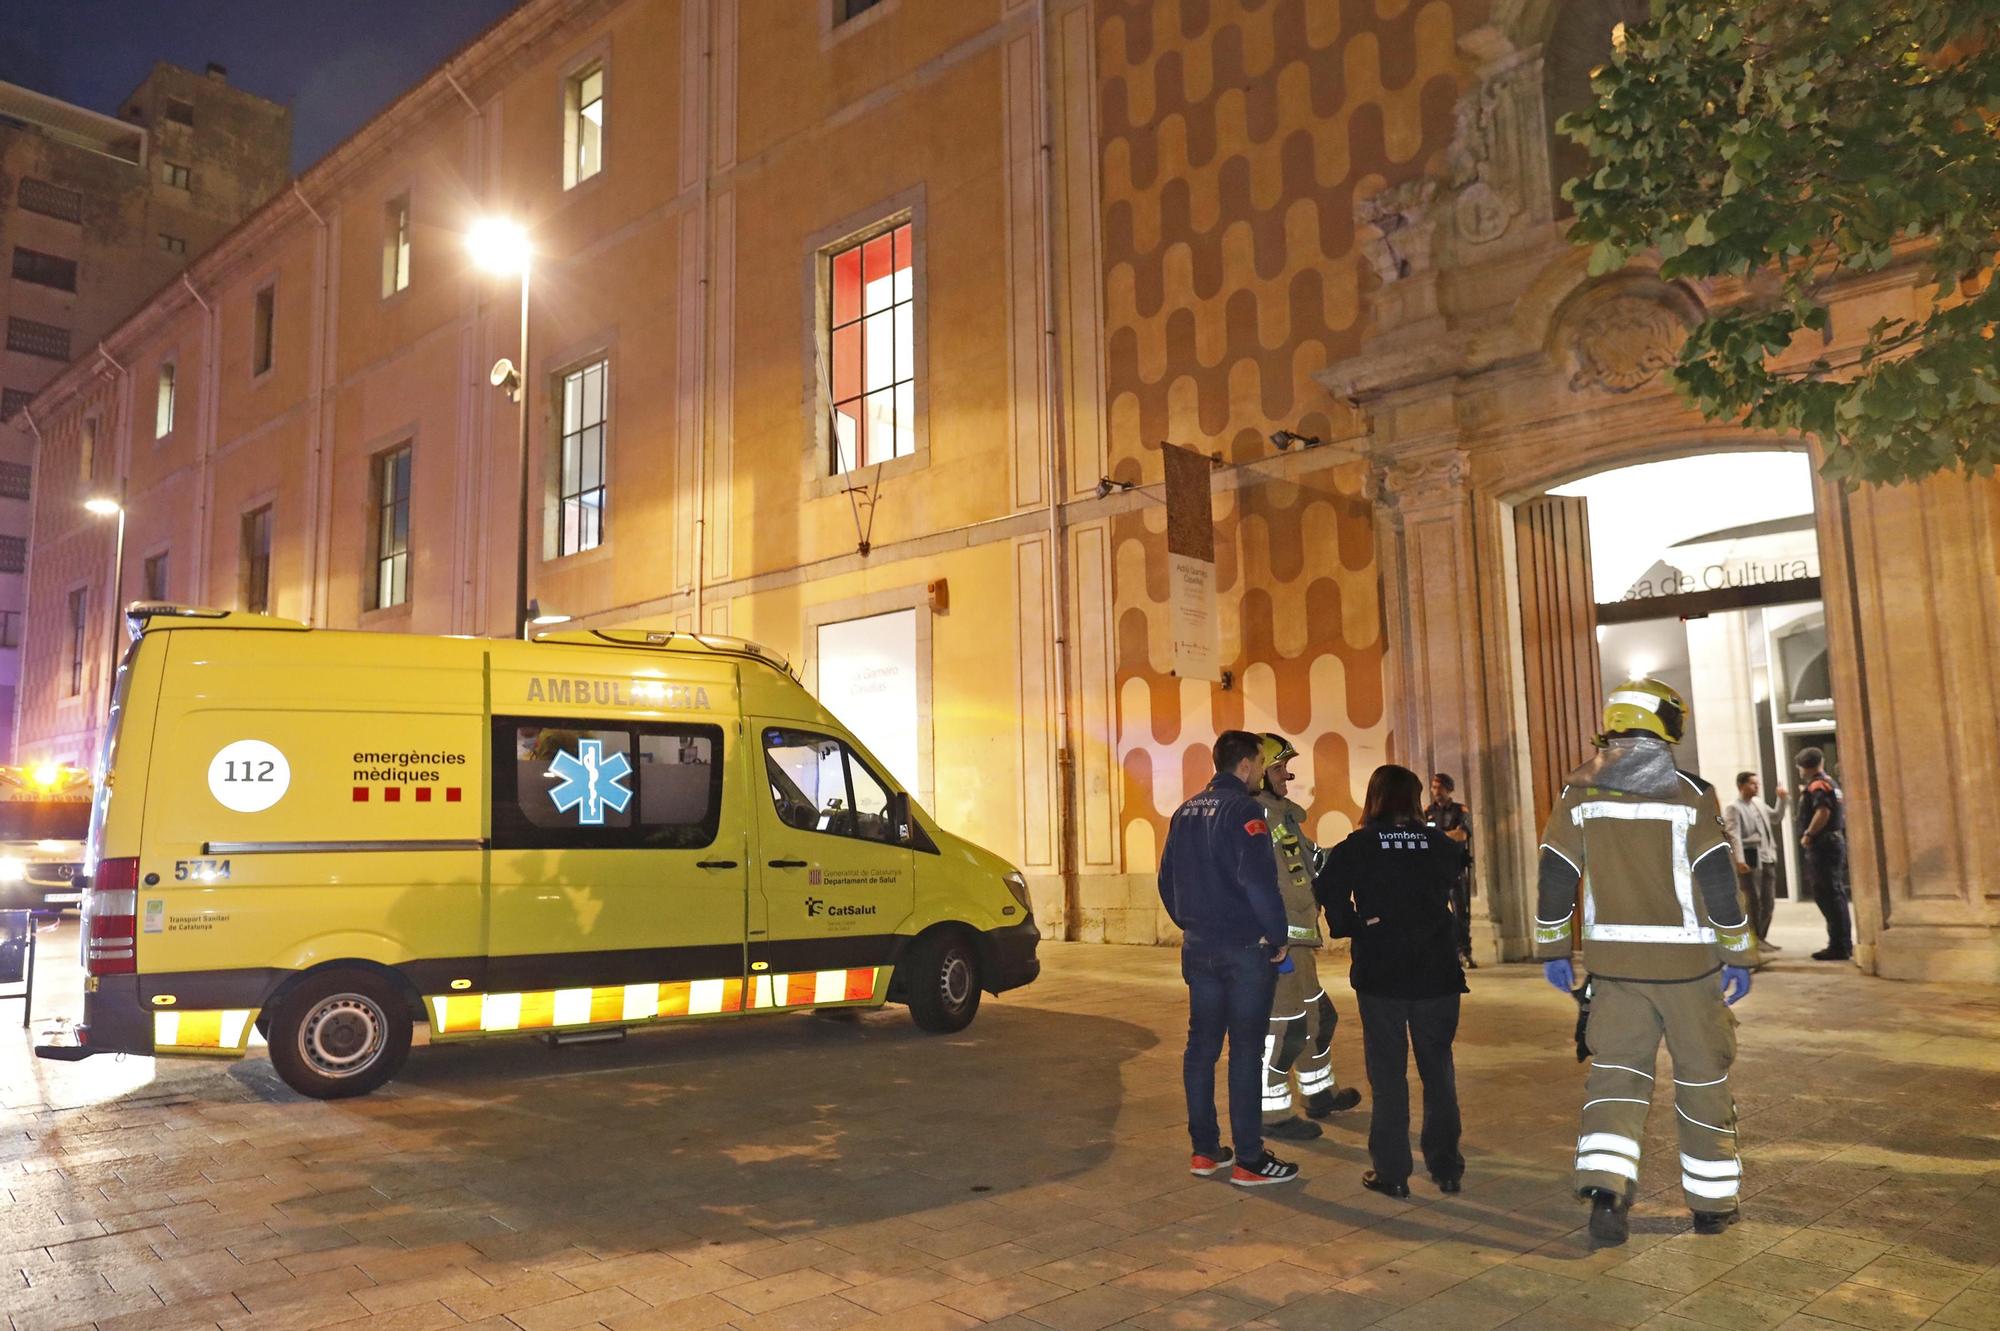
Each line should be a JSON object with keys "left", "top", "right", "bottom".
{"left": 493, "top": 718, "right": 724, "bottom": 850}
{"left": 762, "top": 728, "right": 897, "bottom": 845}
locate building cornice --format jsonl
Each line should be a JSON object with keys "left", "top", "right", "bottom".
{"left": 16, "top": 0, "right": 610, "bottom": 430}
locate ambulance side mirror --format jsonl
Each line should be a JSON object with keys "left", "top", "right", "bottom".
{"left": 890, "top": 791, "right": 912, "bottom": 846}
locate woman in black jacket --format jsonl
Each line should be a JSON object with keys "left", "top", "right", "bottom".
{"left": 1316, "top": 764, "right": 1470, "bottom": 1198}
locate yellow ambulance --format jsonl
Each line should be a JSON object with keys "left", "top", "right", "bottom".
{"left": 0, "top": 763, "right": 93, "bottom": 915}
{"left": 38, "top": 607, "right": 1038, "bottom": 1098}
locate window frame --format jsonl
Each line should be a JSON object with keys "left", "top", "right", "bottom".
{"left": 0, "top": 534, "right": 25, "bottom": 575}
{"left": 561, "top": 54, "right": 608, "bottom": 192}
{"left": 0, "top": 609, "right": 20, "bottom": 650}
{"left": 250, "top": 282, "right": 276, "bottom": 379}
{"left": 158, "top": 233, "right": 187, "bottom": 256}
{"left": 803, "top": 191, "right": 929, "bottom": 499}
{"left": 0, "top": 460, "right": 31, "bottom": 501}
{"left": 367, "top": 442, "right": 413, "bottom": 611}
{"left": 239, "top": 503, "right": 273, "bottom": 614}
{"left": 551, "top": 356, "right": 610, "bottom": 559}
{"left": 154, "top": 358, "right": 177, "bottom": 440}
{"left": 491, "top": 716, "right": 726, "bottom": 851}
{"left": 11, "top": 247, "right": 79, "bottom": 292}
{"left": 160, "top": 160, "right": 191, "bottom": 191}
{"left": 163, "top": 97, "right": 195, "bottom": 128}
{"left": 65, "top": 586, "right": 89, "bottom": 696}
{"left": 141, "top": 549, "right": 170, "bottom": 602}
{"left": 760, "top": 725, "right": 928, "bottom": 850}
{"left": 381, "top": 193, "right": 412, "bottom": 298}
{"left": 820, "top": 0, "right": 899, "bottom": 43}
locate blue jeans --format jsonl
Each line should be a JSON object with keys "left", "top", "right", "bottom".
{"left": 1181, "top": 939, "right": 1278, "bottom": 1163}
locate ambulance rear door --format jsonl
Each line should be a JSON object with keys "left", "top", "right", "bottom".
{"left": 747, "top": 723, "right": 913, "bottom": 1007}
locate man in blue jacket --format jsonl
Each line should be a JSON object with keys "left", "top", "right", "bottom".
{"left": 1158, "top": 729, "right": 1302, "bottom": 1187}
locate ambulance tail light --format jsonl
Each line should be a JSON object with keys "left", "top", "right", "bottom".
{"left": 85, "top": 856, "right": 139, "bottom": 975}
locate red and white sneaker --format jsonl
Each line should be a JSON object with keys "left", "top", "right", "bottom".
{"left": 1231, "top": 1152, "right": 1302, "bottom": 1187}
{"left": 1190, "top": 1147, "right": 1235, "bottom": 1177}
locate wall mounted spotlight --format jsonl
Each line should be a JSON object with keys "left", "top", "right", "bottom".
{"left": 1269, "top": 428, "right": 1324, "bottom": 451}
{"left": 1094, "top": 475, "right": 1137, "bottom": 499}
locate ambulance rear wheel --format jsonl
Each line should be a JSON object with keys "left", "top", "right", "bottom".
{"left": 905, "top": 932, "right": 981, "bottom": 1033}
{"left": 267, "top": 970, "right": 412, "bottom": 1099}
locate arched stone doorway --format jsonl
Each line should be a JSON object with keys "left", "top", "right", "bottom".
{"left": 1317, "top": 4, "right": 2000, "bottom": 982}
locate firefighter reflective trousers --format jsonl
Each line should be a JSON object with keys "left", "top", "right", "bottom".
{"left": 1574, "top": 976, "right": 1741, "bottom": 1213}
{"left": 1262, "top": 948, "right": 1338, "bottom": 1119}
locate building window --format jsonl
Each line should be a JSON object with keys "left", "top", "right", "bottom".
{"left": 493, "top": 720, "right": 724, "bottom": 850}
{"left": 80, "top": 416, "right": 98, "bottom": 483}
{"left": 0, "top": 610, "right": 19, "bottom": 650}
{"left": 239, "top": 505, "right": 273, "bottom": 613}
{"left": 556, "top": 360, "right": 608, "bottom": 556}
{"left": 66, "top": 588, "right": 88, "bottom": 695}
{"left": 0, "top": 535, "right": 24, "bottom": 573}
{"left": 827, "top": 221, "right": 915, "bottom": 474}
{"left": 371, "top": 444, "right": 412, "bottom": 609}
{"left": 142, "top": 552, "right": 170, "bottom": 602}
{"left": 0, "top": 462, "right": 29, "bottom": 501}
{"left": 0, "top": 389, "right": 31, "bottom": 423}
{"left": 155, "top": 361, "right": 177, "bottom": 438}
{"left": 837, "top": 0, "right": 887, "bottom": 21}
{"left": 763, "top": 728, "right": 900, "bottom": 846}
{"left": 382, "top": 195, "right": 411, "bottom": 296}
{"left": 159, "top": 233, "right": 187, "bottom": 256}
{"left": 11, "top": 247, "right": 79, "bottom": 292}
{"left": 18, "top": 178, "right": 84, "bottom": 223}
{"left": 563, "top": 62, "right": 605, "bottom": 189}
{"left": 6, "top": 317, "right": 72, "bottom": 362}
{"left": 251, "top": 285, "right": 275, "bottom": 377}
{"left": 161, "top": 161, "right": 191, "bottom": 190}
{"left": 164, "top": 98, "right": 195, "bottom": 127}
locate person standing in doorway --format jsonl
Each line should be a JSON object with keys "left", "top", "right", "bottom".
{"left": 1158, "top": 730, "right": 1303, "bottom": 1187}
{"left": 1319, "top": 765, "right": 1470, "bottom": 1199}
{"left": 1424, "top": 773, "right": 1476, "bottom": 968}
{"left": 1536, "top": 679, "right": 1756, "bottom": 1247}
{"left": 1256, "top": 733, "right": 1363, "bottom": 1143}
{"left": 1795, "top": 748, "right": 1853, "bottom": 961}
{"left": 1724, "top": 771, "right": 1787, "bottom": 953}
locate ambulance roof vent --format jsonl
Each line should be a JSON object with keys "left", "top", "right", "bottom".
{"left": 543, "top": 628, "right": 796, "bottom": 678}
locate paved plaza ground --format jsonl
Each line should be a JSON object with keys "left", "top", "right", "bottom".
{"left": 4, "top": 904, "right": 1998, "bottom": 1331}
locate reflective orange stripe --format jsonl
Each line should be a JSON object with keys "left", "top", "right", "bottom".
{"left": 426, "top": 965, "right": 882, "bottom": 1037}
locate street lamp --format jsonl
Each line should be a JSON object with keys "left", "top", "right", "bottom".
{"left": 467, "top": 217, "right": 533, "bottom": 640}
{"left": 83, "top": 493, "right": 126, "bottom": 711}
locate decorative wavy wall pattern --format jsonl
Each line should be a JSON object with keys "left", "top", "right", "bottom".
{"left": 1098, "top": 0, "right": 1471, "bottom": 866}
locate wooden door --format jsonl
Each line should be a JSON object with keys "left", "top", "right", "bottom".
{"left": 1516, "top": 495, "right": 1603, "bottom": 834}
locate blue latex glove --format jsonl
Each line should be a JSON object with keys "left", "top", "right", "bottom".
{"left": 1720, "top": 965, "right": 1751, "bottom": 1006}
{"left": 1543, "top": 957, "right": 1574, "bottom": 994}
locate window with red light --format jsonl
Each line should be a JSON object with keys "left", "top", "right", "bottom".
{"left": 827, "top": 221, "right": 914, "bottom": 475}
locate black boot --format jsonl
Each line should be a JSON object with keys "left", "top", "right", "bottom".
{"left": 1306, "top": 1087, "right": 1362, "bottom": 1118}
{"left": 1585, "top": 1188, "right": 1629, "bottom": 1247}
{"left": 1691, "top": 1209, "right": 1739, "bottom": 1235}
{"left": 1264, "top": 1116, "right": 1323, "bottom": 1141}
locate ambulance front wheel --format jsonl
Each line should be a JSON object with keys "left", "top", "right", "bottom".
{"left": 905, "top": 931, "right": 982, "bottom": 1033}
{"left": 267, "top": 969, "right": 413, "bottom": 1099}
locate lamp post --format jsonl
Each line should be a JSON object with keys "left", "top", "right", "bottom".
{"left": 83, "top": 493, "right": 125, "bottom": 710}
{"left": 467, "top": 217, "right": 533, "bottom": 640}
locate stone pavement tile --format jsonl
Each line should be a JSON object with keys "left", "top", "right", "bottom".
{"left": 839, "top": 1269, "right": 979, "bottom": 1315}
{"left": 1716, "top": 1253, "right": 1849, "bottom": 1302}
{"left": 935, "top": 1242, "right": 1049, "bottom": 1285}
{"left": 501, "top": 1285, "right": 651, "bottom": 1331}
{"left": 230, "top": 1225, "right": 364, "bottom": 1268}
{"left": 1020, "top": 1223, "right": 1136, "bottom": 1262}
{"left": 348, "top": 1241, "right": 487, "bottom": 1285}
{"left": 439, "top": 1271, "right": 583, "bottom": 1322}
{"left": 1795, "top": 1280, "right": 1939, "bottom": 1331}
{"left": 1029, "top": 1248, "right": 1156, "bottom": 1292}
{"left": 1374, "top": 1289, "right": 1517, "bottom": 1331}
{"left": 84, "top": 1290, "right": 247, "bottom": 1331}
{"left": 349, "top": 1265, "right": 492, "bottom": 1314}
{"left": 731, "top": 1238, "right": 856, "bottom": 1280}
{"left": 1660, "top": 1281, "right": 1805, "bottom": 1330}
{"left": 1601, "top": 1246, "right": 1739, "bottom": 1295}
{"left": 230, "top": 1263, "right": 378, "bottom": 1315}
{"left": 1535, "top": 1273, "right": 1684, "bottom": 1328}
{"left": 1106, "top": 1260, "right": 1236, "bottom": 1301}
{"left": 215, "top": 1289, "right": 371, "bottom": 1331}
{"left": 618, "top": 1258, "right": 749, "bottom": 1307}
{"left": 1886, "top": 1229, "right": 2000, "bottom": 1273}
{"left": 903, "top": 1224, "right": 1019, "bottom": 1263}
{"left": 727, "top": 1291, "right": 878, "bottom": 1331}
{"left": 1197, "top": 1261, "right": 1332, "bottom": 1309}
{"left": 1451, "top": 1260, "right": 1584, "bottom": 1312}
{"left": 1257, "top": 1288, "right": 1401, "bottom": 1331}
{"left": 8, "top": 1289, "right": 167, "bottom": 1331}
{"left": 598, "top": 1291, "right": 745, "bottom": 1330}
{"left": 721, "top": 1269, "right": 856, "bottom": 1315}
{"left": 1925, "top": 1286, "right": 2000, "bottom": 1330}
{"left": 939, "top": 1272, "right": 1072, "bottom": 1321}
{"left": 1844, "top": 1253, "right": 1976, "bottom": 1301}
{"left": 552, "top": 1249, "right": 694, "bottom": 1293}
{"left": 1764, "top": 1231, "right": 1889, "bottom": 1275}
{"left": 1332, "top": 1257, "right": 1468, "bottom": 1308}
{"left": 327, "top": 1300, "right": 462, "bottom": 1331}
{"left": 1120, "top": 1288, "right": 1268, "bottom": 1331}
{"left": 844, "top": 1302, "right": 982, "bottom": 1331}
{"left": 810, "top": 1245, "right": 937, "bottom": 1287}
{"left": 1399, "top": 1237, "right": 1529, "bottom": 1279}
{"left": 1290, "top": 1233, "right": 1428, "bottom": 1280}
{"left": 1018, "top": 1282, "right": 1163, "bottom": 1331}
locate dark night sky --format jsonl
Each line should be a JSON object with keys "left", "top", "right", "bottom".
{"left": 0, "top": 1, "right": 525, "bottom": 175}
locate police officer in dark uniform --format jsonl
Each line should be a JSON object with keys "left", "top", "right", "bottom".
{"left": 1158, "top": 729, "right": 1302, "bottom": 1187}
{"left": 1424, "top": 774, "right": 1476, "bottom": 968}
{"left": 1795, "top": 747, "right": 1852, "bottom": 961}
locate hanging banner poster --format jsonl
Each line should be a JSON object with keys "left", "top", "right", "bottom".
{"left": 1161, "top": 443, "right": 1219, "bottom": 681}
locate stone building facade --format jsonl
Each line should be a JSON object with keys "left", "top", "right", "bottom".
{"left": 13, "top": 0, "right": 1996, "bottom": 981}
{"left": 0, "top": 62, "right": 291, "bottom": 757}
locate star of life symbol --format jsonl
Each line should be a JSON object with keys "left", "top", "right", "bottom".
{"left": 547, "top": 739, "right": 634, "bottom": 825}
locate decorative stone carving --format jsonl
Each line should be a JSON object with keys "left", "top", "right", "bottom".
{"left": 1370, "top": 449, "right": 1470, "bottom": 511}
{"left": 1566, "top": 295, "right": 1685, "bottom": 393}
{"left": 1357, "top": 178, "right": 1438, "bottom": 284}
{"left": 1445, "top": 56, "right": 1540, "bottom": 246}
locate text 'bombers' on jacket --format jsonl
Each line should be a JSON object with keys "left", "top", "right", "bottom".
{"left": 1316, "top": 821, "right": 1469, "bottom": 1000}
{"left": 1534, "top": 736, "right": 1759, "bottom": 982}
{"left": 1158, "top": 773, "right": 1289, "bottom": 950}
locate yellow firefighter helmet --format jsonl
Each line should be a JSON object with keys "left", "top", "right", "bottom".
{"left": 1602, "top": 678, "right": 1688, "bottom": 744}
{"left": 1258, "top": 733, "right": 1299, "bottom": 770}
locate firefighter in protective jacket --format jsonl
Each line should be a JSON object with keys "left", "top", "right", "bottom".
{"left": 1536, "top": 679, "right": 1756, "bottom": 1247}
{"left": 1257, "top": 734, "right": 1361, "bottom": 1139}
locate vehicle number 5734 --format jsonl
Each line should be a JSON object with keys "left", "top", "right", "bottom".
{"left": 174, "top": 858, "right": 232, "bottom": 881}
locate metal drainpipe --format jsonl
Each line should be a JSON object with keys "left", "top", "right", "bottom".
{"left": 178, "top": 273, "right": 215, "bottom": 610}
{"left": 692, "top": 4, "right": 714, "bottom": 632}
{"left": 1035, "top": 0, "right": 1082, "bottom": 937}
{"left": 291, "top": 183, "right": 330, "bottom": 625}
